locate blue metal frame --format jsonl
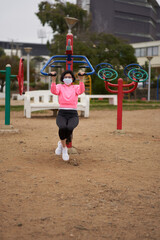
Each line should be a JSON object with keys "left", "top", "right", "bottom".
{"left": 40, "top": 55, "right": 95, "bottom": 76}
{"left": 124, "top": 63, "right": 143, "bottom": 78}
{"left": 94, "top": 63, "right": 114, "bottom": 77}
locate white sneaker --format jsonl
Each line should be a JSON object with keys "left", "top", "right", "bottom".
{"left": 55, "top": 141, "right": 62, "bottom": 155}
{"left": 62, "top": 147, "right": 69, "bottom": 161}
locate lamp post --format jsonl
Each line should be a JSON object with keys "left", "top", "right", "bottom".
{"left": 147, "top": 56, "right": 153, "bottom": 101}
{"left": 24, "top": 47, "right": 32, "bottom": 92}
{"left": 64, "top": 16, "right": 78, "bottom": 34}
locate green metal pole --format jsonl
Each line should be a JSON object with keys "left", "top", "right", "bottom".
{"left": 5, "top": 64, "right": 11, "bottom": 125}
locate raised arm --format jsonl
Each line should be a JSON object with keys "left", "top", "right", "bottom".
{"left": 50, "top": 71, "right": 60, "bottom": 95}
{"left": 76, "top": 71, "right": 85, "bottom": 95}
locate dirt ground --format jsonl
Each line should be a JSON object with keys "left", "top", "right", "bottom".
{"left": 0, "top": 107, "right": 160, "bottom": 240}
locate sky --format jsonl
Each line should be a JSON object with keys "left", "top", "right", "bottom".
{"left": 0, "top": 0, "right": 160, "bottom": 45}
{"left": 0, "top": 0, "right": 76, "bottom": 44}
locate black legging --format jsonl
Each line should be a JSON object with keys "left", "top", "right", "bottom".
{"left": 56, "top": 110, "right": 79, "bottom": 140}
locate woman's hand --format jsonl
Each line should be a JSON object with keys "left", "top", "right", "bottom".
{"left": 50, "top": 71, "right": 57, "bottom": 83}
{"left": 78, "top": 71, "right": 85, "bottom": 82}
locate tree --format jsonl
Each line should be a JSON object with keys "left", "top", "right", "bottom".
{"left": 36, "top": 0, "right": 90, "bottom": 36}
{"left": 0, "top": 55, "right": 19, "bottom": 92}
{"left": 31, "top": 56, "right": 47, "bottom": 82}
{"left": 0, "top": 48, "right": 5, "bottom": 58}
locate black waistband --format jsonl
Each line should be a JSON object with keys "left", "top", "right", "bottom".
{"left": 58, "top": 109, "right": 78, "bottom": 115}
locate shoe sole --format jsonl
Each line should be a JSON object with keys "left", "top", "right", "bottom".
{"left": 62, "top": 157, "right": 69, "bottom": 161}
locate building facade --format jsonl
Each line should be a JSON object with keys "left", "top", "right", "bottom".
{"left": 0, "top": 41, "right": 50, "bottom": 59}
{"left": 77, "top": 0, "right": 90, "bottom": 12}
{"left": 131, "top": 40, "right": 160, "bottom": 75}
{"left": 77, "top": 0, "right": 160, "bottom": 43}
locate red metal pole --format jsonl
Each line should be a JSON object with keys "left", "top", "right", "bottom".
{"left": 66, "top": 33, "right": 73, "bottom": 71}
{"left": 105, "top": 78, "right": 138, "bottom": 130}
{"left": 117, "top": 78, "right": 123, "bottom": 130}
{"left": 66, "top": 33, "right": 74, "bottom": 148}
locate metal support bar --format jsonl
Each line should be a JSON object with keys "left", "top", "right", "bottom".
{"left": 0, "top": 70, "right": 6, "bottom": 74}
{"left": 117, "top": 79, "right": 123, "bottom": 130}
{"left": 5, "top": 64, "right": 11, "bottom": 125}
{"left": 148, "top": 60, "right": 151, "bottom": 101}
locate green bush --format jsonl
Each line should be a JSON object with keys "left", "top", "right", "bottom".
{"left": 35, "top": 82, "right": 49, "bottom": 90}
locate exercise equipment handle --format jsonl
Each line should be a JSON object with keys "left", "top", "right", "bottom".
{"left": 48, "top": 73, "right": 57, "bottom": 77}
{"left": 78, "top": 72, "right": 86, "bottom": 76}
{"left": 40, "top": 55, "right": 95, "bottom": 76}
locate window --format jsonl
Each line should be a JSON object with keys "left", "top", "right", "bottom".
{"left": 147, "top": 46, "right": 158, "bottom": 56}
{"left": 135, "top": 46, "right": 159, "bottom": 57}
{"left": 135, "top": 48, "right": 140, "bottom": 57}
{"left": 147, "top": 47, "right": 152, "bottom": 56}
{"left": 152, "top": 46, "right": 158, "bottom": 56}
{"left": 141, "top": 48, "right": 146, "bottom": 57}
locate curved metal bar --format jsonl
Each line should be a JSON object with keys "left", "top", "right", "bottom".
{"left": 95, "top": 62, "right": 114, "bottom": 70}
{"left": 40, "top": 55, "right": 66, "bottom": 76}
{"left": 107, "top": 78, "right": 136, "bottom": 88}
{"left": 72, "top": 55, "right": 95, "bottom": 75}
{"left": 72, "top": 60, "right": 88, "bottom": 64}
{"left": 124, "top": 63, "right": 143, "bottom": 77}
{"left": 98, "top": 68, "right": 118, "bottom": 81}
{"left": 40, "top": 55, "right": 95, "bottom": 76}
{"left": 95, "top": 63, "right": 114, "bottom": 77}
{"left": 105, "top": 79, "right": 138, "bottom": 93}
{"left": 128, "top": 68, "right": 148, "bottom": 82}
{"left": 49, "top": 60, "right": 66, "bottom": 65}
{"left": 105, "top": 81, "right": 118, "bottom": 93}
{"left": 107, "top": 82, "right": 119, "bottom": 87}
{"left": 122, "top": 82, "right": 138, "bottom": 93}
{"left": 122, "top": 81, "right": 135, "bottom": 88}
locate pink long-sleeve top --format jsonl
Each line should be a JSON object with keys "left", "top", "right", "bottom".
{"left": 51, "top": 82, "right": 85, "bottom": 109}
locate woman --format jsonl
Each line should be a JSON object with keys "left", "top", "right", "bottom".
{"left": 50, "top": 70, "right": 85, "bottom": 161}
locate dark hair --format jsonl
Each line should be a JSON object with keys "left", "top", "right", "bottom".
{"left": 60, "top": 70, "right": 76, "bottom": 82}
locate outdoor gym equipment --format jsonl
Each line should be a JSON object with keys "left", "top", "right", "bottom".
{"left": 40, "top": 54, "right": 95, "bottom": 77}
{"left": 17, "top": 58, "right": 24, "bottom": 95}
{"left": 95, "top": 63, "right": 118, "bottom": 81}
{"left": 40, "top": 17, "right": 95, "bottom": 77}
{"left": 97, "top": 63, "right": 148, "bottom": 130}
{"left": 40, "top": 16, "right": 148, "bottom": 139}
{"left": 0, "top": 58, "right": 24, "bottom": 125}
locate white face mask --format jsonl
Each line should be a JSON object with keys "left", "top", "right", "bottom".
{"left": 63, "top": 78, "right": 73, "bottom": 85}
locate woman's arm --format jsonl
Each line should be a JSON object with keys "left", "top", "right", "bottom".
{"left": 51, "top": 71, "right": 57, "bottom": 83}
{"left": 78, "top": 71, "right": 85, "bottom": 83}
{"left": 76, "top": 71, "right": 85, "bottom": 95}
{"left": 50, "top": 71, "right": 60, "bottom": 95}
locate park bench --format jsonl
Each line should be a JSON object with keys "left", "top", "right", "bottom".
{"left": 24, "top": 90, "right": 90, "bottom": 118}
{"left": 12, "top": 93, "right": 24, "bottom": 100}
{"left": 88, "top": 95, "right": 117, "bottom": 105}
